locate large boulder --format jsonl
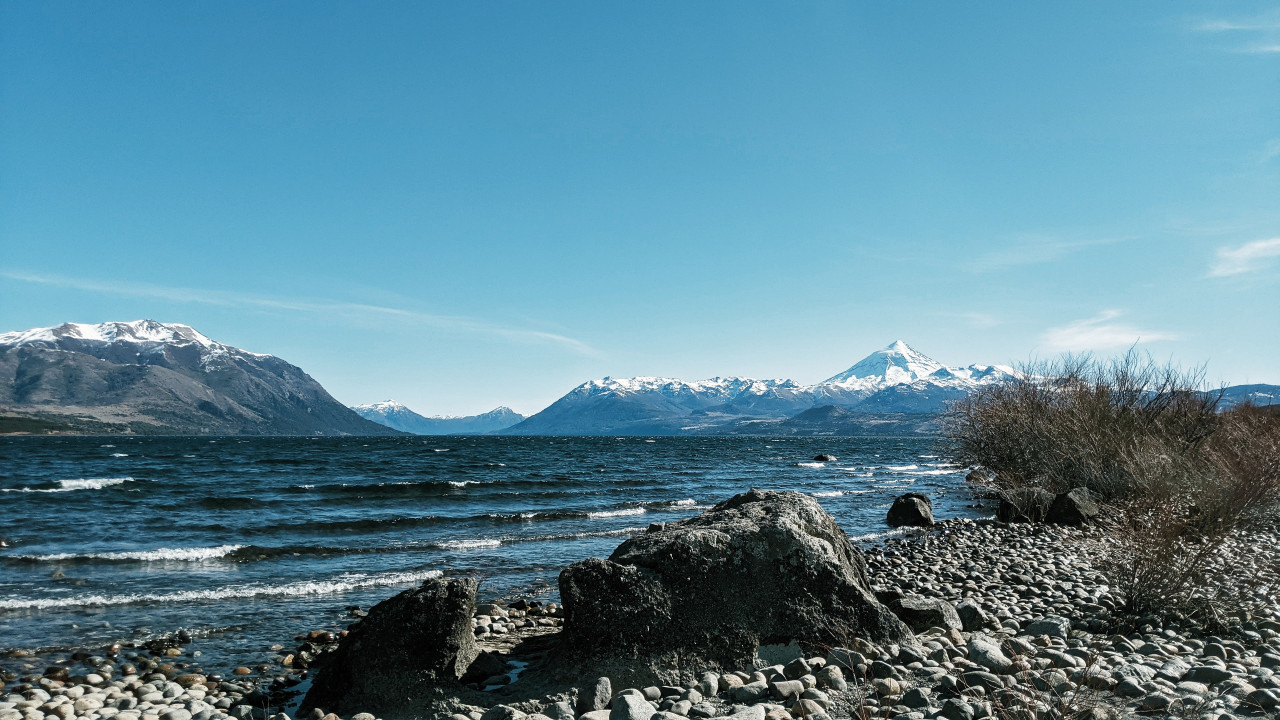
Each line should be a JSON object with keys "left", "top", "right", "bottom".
{"left": 886, "top": 493, "right": 934, "bottom": 527}
{"left": 300, "top": 576, "right": 480, "bottom": 716}
{"left": 996, "top": 488, "right": 1054, "bottom": 523}
{"left": 557, "top": 489, "right": 913, "bottom": 682}
{"left": 1046, "top": 488, "right": 1099, "bottom": 525}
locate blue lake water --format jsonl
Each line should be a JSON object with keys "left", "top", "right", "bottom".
{"left": 0, "top": 435, "right": 984, "bottom": 672}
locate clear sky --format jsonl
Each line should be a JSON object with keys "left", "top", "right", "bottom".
{"left": 2, "top": 2, "right": 1278, "bottom": 416}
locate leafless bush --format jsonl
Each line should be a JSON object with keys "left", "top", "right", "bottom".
{"left": 945, "top": 350, "right": 1280, "bottom": 617}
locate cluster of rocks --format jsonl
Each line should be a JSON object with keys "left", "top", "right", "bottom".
{"left": 852, "top": 518, "right": 1280, "bottom": 718}
{"left": 471, "top": 601, "right": 562, "bottom": 641}
{"left": 0, "top": 662, "right": 286, "bottom": 720}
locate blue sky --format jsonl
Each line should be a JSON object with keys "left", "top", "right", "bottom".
{"left": 2, "top": 2, "right": 1278, "bottom": 415}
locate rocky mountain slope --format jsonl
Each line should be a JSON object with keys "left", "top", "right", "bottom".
{"left": 353, "top": 400, "right": 525, "bottom": 435}
{"left": 0, "top": 320, "right": 398, "bottom": 435}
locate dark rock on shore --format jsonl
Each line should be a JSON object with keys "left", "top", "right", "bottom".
{"left": 885, "top": 493, "right": 934, "bottom": 527}
{"left": 301, "top": 577, "right": 481, "bottom": 716}
{"left": 1046, "top": 487, "right": 1099, "bottom": 525}
{"left": 556, "top": 489, "right": 913, "bottom": 683}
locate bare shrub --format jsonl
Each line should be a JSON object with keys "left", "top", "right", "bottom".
{"left": 945, "top": 350, "right": 1280, "bottom": 618}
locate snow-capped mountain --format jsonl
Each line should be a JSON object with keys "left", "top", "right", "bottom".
{"left": 506, "top": 341, "right": 1018, "bottom": 435}
{"left": 0, "top": 320, "right": 397, "bottom": 436}
{"left": 353, "top": 400, "right": 525, "bottom": 435}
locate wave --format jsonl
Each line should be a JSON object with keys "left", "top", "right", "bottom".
{"left": 2, "top": 477, "right": 133, "bottom": 494}
{"left": 434, "top": 539, "right": 502, "bottom": 550}
{"left": 0, "top": 569, "right": 442, "bottom": 611}
{"left": 902, "top": 469, "right": 956, "bottom": 476}
{"left": 587, "top": 507, "right": 645, "bottom": 519}
{"left": 885, "top": 464, "right": 919, "bottom": 471}
{"left": 16, "top": 545, "right": 245, "bottom": 563}
{"left": 811, "top": 490, "right": 874, "bottom": 497}
{"left": 109, "top": 453, "right": 129, "bottom": 458}
{"left": 848, "top": 528, "right": 907, "bottom": 543}
{"left": 796, "top": 462, "right": 825, "bottom": 468}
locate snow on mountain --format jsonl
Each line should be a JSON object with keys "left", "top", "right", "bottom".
{"left": 352, "top": 400, "right": 525, "bottom": 435}
{"left": 821, "top": 340, "right": 945, "bottom": 387}
{"left": 0, "top": 320, "right": 269, "bottom": 365}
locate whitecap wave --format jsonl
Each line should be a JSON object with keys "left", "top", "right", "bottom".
{"left": 435, "top": 539, "right": 501, "bottom": 550}
{"left": 587, "top": 507, "right": 646, "bottom": 519}
{"left": 2, "top": 477, "right": 133, "bottom": 493}
{"left": 796, "top": 462, "right": 825, "bottom": 468}
{"left": 109, "top": 453, "right": 129, "bottom": 458}
{"left": 849, "top": 528, "right": 907, "bottom": 543}
{"left": 885, "top": 464, "right": 919, "bottom": 471}
{"left": 19, "top": 545, "right": 245, "bottom": 563}
{"left": 0, "top": 569, "right": 442, "bottom": 610}
{"left": 448, "top": 480, "right": 480, "bottom": 488}
{"left": 902, "top": 469, "right": 956, "bottom": 476}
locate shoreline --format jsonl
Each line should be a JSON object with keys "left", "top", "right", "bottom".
{"left": 5, "top": 511, "right": 1280, "bottom": 720}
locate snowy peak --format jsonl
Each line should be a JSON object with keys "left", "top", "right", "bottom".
{"left": 0, "top": 320, "right": 222, "bottom": 348}
{"left": 353, "top": 399, "right": 410, "bottom": 413}
{"left": 821, "top": 340, "right": 944, "bottom": 386}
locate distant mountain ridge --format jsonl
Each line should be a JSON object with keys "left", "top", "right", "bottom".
{"left": 505, "top": 340, "right": 1280, "bottom": 436}
{"left": 505, "top": 341, "right": 1019, "bottom": 435}
{"left": 0, "top": 320, "right": 398, "bottom": 436}
{"left": 352, "top": 400, "right": 525, "bottom": 435}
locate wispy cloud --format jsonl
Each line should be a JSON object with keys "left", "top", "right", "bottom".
{"left": 1042, "top": 310, "right": 1176, "bottom": 353}
{"left": 1, "top": 271, "right": 597, "bottom": 356}
{"left": 964, "top": 235, "right": 1128, "bottom": 273}
{"left": 1193, "top": 11, "right": 1280, "bottom": 53}
{"left": 1209, "top": 238, "right": 1280, "bottom": 277}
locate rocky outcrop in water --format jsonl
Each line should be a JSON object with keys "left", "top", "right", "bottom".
{"left": 885, "top": 493, "right": 934, "bottom": 527}
{"left": 555, "top": 489, "right": 913, "bottom": 683}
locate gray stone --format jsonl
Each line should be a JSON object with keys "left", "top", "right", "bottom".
{"left": 886, "top": 596, "right": 962, "bottom": 633}
{"left": 1244, "top": 688, "right": 1279, "bottom": 710}
{"left": 722, "top": 708, "right": 764, "bottom": 720}
{"left": 901, "top": 688, "right": 930, "bottom": 709}
{"left": 1157, "top": 658, "right": 1191, "bottom": 683}
{"left": 687, "top": 704, "right": 717, "bottom": 719}
{"left": 939, "top": 699, "right": 974, "bottom": 720}
{"left": 578, "top": 678, "right": 613, "bottom": 715}
{"left": 1185, "top": 665, "right": 1233, "bottom": 684}
{"left": 1138, "top": 693, "right": 1175, "bottom": 712}
{"left": 480, "top": 707, "right": 526, "bottom": 720}
{"left": 967, "top": 635, "right": 1013, "bottom": 674}
{"left": 768, "top": 681, "right": 803, "bottom": 701}
{"left": 581, "top": 712, "right": 611, "bottom": 720}
{"left": 886, "top": 494, "right": 934, "bottom": 527}
{"left": 961, "top": 672, "right": 1003, "bottom": 692}
{"left": 729, "top": 682, "right": 768, "bottom": 704}
{"left": 557, "top": 490, "right": 913, "bottom": 683}
{"left": 549, "top": 702, "right": 576, "bottom": 720}
{"left": 782, "top": 659, "right": 810, "bottom": 681}
{"left": 1024, "top": 616, "right": 1070, "bottom": 640}
{"left": 610, "top": 695, "right": 655, "bottom": 720}
{"left": 955, "top": 601, "right": 990, "bottom": 633}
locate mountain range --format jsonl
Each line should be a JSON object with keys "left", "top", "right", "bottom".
{"left": 0, "top": 320, "right": 396, "bottom": 435}
{"left": 2, "top": 322, "right": 1275, "bottom": 436}
{"left": 502, "top": 340, "right": 1019, "bottom": 435}
{"left": 352, "top": 400, "right": 525, "bottom": 435}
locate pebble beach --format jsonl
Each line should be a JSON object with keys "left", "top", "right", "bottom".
{"left": 7, "top": 510, "right": 1280, "bottom": 720}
